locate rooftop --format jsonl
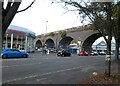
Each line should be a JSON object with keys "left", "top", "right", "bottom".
{"left": 7, "top": 25, "right": 36, "bottom": 37}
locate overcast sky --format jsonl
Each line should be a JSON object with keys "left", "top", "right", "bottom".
{"left": 10, "top": 0, "right": 115, "bottom": 44}
{"left": 11, "top": 0, "right": 84, "bottom": 35}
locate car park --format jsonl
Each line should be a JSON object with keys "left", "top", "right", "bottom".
{"left": 78, "top": 51, "right": 88, "bottom": 56}
{"left": 1, "top": 48, "right": 29, "bottom": 59}
{"left": 57, "top": 50, "right": 71, "bottom": 57}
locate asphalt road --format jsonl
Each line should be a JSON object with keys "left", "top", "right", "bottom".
{"left": 2, "top": 52, "right": 115, "bottom": 84}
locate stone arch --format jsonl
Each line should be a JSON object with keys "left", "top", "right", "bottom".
{"left": 35, "top": 40, "right": 42, "bottom": 49}
{"left": 82, "top": 33, "right": 102, "bottom": 53}
{"left": 59, "top": 36, "right": 74, "bottom": 49}
{"left": 45, "top": 39, "right": 55, "bottom": 48}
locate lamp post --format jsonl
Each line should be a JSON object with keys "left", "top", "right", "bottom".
{"left": 45, "top": 21, "right": 48, "bottom": 49}
{"left": 43, "top": 21, "right": 48, "bottom": 54}
{"left": 46, "top": 21, "right": 48, "bottom": 34}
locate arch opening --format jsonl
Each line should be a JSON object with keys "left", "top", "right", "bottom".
{"left": 35, "top": 40, "right": 42, "bottom": 49}
{"left": 59, "top": 36, "right": 74, "bottom": 49}
{"left": 82, "top": 33, "right": 103, "bottom": 54}
{"left": 83, "top": 33, "right": 115, "bottom": 54}
{"left": 45, "top": 39, "right": 55, "bottom": 49}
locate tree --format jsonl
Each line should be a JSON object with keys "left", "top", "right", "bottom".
{"left": 48, "top": 32, "right": 55, "bottom": 37}
{"left": 1, "top": 0, "right": 36, "bottom": 53}
{"left": 52, "top": 0, "right": 117, "bottom": 77}
{"left": 2, "top": 0, "right": 36, "bottom": 38}
{"left": 112, "top": 2, "right": 120, "bottom": 60}
{"left": 0, "top": 3, "right": 2, "bottom": 52}
{"left": 59, "top": 30, "right": 67, "bottom": 38}
{"left": 89, "top": 2, "right": 120, "bottom": 61}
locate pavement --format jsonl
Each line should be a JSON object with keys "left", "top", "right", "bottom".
{"left": 80, "top": 59, "right": 120, "bottom": 84}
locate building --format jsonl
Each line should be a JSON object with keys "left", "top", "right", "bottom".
{"left": 3, "top": 25, "right": 36, "bottom": 52}
{"left": 92, "top": 41, "right": 115, "bottom": 52}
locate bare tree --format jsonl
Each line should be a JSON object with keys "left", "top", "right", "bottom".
{"left": 0, "top": 0, "right": 36, "bottom": 53}
{"left": 2, "top": 0, "right": 36, "bottom": 38}
{"left": 113, "top": 2, "right": 120, "bottom": 61}
{"left": 52, "top": 0, "right": 115, "bottom": 77}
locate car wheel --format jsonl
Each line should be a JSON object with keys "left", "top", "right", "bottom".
{"left": 2, "top": 54, "right": 8, "bottom": 59}
{"left": 62, "top": 54, "right": 65, "bottom": 57}
{"left": 57, "top": 54, "right": 60, "bottom": 56}
{"left": 22, "top": 54, "right": 28, "bottom": 58}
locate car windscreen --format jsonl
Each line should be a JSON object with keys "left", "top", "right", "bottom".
{"left": 12, "top": 49, "right": 20, "bottom": 52}
{"left": 6, "top": 49, "right": 12, "bottom": 52}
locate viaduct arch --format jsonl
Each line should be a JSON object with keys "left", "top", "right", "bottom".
{"left": 34, "top": 26, "right": 102, "bottom": 53}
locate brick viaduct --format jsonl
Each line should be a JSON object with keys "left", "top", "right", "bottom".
{"left": 34, "top": 25, "right": 102, "bottom": 53}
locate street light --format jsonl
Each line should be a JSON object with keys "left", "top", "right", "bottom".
{"left": 43, "top": 21, "right": 48, "bottom": 51}
{"left": 46, "top": 21, "right": 48, "bottom": 34}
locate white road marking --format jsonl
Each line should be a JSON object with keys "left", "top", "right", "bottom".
{"left": 3, "top": 61, "right": 104, "bottom": 83}
{"left": 2, "top": 62, "right": 41, "bottom": 68}
{"left": 43, "top": 58, "right": 49, "bottom": 59}
{"left": 57, "top": 57, "right": 71, "bottom": 59}
{"left": 36, "top": 78, "right": 47, "bottom": 82}
{"left": 2, "top": 58, "right": 36, "bottom": 61}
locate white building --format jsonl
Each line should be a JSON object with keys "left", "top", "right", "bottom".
{"left": 3, "top": 25, "right": 36, "bottom": 52}
{"left": 92, "top": 41, "right": 115, "bottom": 52}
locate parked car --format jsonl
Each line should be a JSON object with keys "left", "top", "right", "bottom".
{"left": 1, "top": 48, "right": 29, "bottom": 59}
{"left": 90, "top": 51, "right": 98, "bottom": 56}
{"left": 37, "top": 48, "right": 42, "bottom": 52}
{"left": 57, "top": 50, "right": 71, "bottom": 57}
{"left": 49, "top": 48, "right": 57, "bottom": 53}
{"left": 78, "top": 51, "right": 88, "bottom": 56}
{"left": 99, "top": 51, "right": 106, "bottom": 55}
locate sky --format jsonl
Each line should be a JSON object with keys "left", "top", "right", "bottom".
{"left": 10, "top": 0, "right": 115, "bottom": 44}
{"left": 11, "top": 0, "right": 84, "bottom": 35}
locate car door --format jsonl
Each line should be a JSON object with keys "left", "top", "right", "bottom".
{"left": 12, "top": 49, "right": 21, "bottom": 57}
{"left": 6, "top": 49, "right": 13, "bottom": 57}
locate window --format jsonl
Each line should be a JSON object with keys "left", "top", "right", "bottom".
{"left": 6, "top": 49, "right": 12, "bottom": 52}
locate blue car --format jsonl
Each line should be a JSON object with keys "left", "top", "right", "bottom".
{"left": 1, "top": 48, "right": 29, "bottom": 59}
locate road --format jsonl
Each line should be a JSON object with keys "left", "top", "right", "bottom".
{"left": 2, "top": 52, "right": 114, "bottom": 84}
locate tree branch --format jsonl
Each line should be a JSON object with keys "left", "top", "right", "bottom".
{"left": 65, "top": 1, "right": 104, "bottom": 21}
{"left": 64, "top": 1, "right": 109, "bottom": 41}
{"left": 17, "top": 0, "right": 36, "bottom": 13}
{"left": 3, "top": 2, "right": 21, "bottom": 33}
{"left": 6, "top": 2, "right": 13, "bottom": 12}
{"left": 2, "top": 2, "right": 4, "bottom": 11}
